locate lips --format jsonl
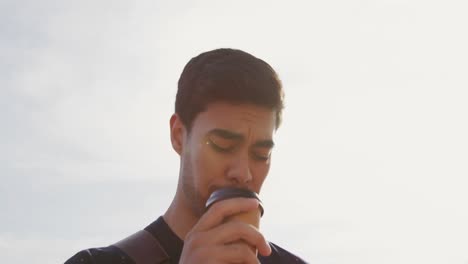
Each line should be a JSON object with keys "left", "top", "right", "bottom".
{"left": 208, "top": 184, "right": 255, "bottom": 195}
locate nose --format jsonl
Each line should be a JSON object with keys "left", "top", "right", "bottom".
{"left": 226, "top": 154, "right": 253, "bottom": 185}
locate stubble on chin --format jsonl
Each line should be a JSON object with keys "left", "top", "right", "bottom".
{"left": 181, "top": 165, "right": 206, "bottom": 218}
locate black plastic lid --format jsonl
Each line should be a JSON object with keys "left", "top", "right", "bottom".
{"left": 205, "top": 187, "right": 264, "bottom": 216}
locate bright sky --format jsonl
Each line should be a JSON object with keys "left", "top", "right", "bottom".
{"left": 1, "top": 0, "right": 468, "bottom": 263}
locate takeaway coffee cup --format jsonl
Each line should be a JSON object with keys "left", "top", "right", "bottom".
{"left": 205, "top": 187, "right": 264, "bottom": 254}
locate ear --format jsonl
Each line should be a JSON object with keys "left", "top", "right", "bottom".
{"left": 170, "top": 113, "right": 185, "bottom": 155}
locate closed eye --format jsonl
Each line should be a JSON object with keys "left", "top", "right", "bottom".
{"left": 207, "top": 135, "right": 238, "bottom": 152}
{"left": 251, "top": 149, "right": 272, "bottom": 161}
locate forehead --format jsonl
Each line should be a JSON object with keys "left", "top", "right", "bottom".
{"left": 191, "top": 102, "right": 276, "bottom": 137}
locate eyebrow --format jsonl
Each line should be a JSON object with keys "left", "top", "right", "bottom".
{"left": 253, "top": 140, "right": 275, "bottom": 149}
{"left": 208, "top": 129, "right": 244, "bottom": 140}
{"left": 208, "top": 128, "right": 275, "bottom": 148}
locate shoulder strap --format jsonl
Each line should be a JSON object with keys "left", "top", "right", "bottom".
{"left": 113, "top": 230, "right": 170, "bottom": 264}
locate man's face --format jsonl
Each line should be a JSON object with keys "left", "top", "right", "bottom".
{"left": 174, "top": 102, "right": 277, "bottom": 217}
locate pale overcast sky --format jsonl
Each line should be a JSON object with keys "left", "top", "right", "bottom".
{"left": 1, "top": 0, "right": 468, "bottom": 263}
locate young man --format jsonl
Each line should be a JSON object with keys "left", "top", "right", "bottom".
{"left": 66, "top": 48, "right": 306, "bottom": 263}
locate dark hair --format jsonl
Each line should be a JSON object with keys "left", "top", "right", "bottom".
{"left": 175, "top": 48, "right": 284, "bottom": 131}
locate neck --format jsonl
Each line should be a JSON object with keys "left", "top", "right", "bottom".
{"left": 163, "top": 193, "right": 199, "bottom": 240}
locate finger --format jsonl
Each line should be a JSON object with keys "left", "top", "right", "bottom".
{"left": 192, "top": 197, "right": 259, "bottom": 232}
{"left": 185, "top": 243, "right": 259, "bottom": 264}
{"left": 208, "top": 221, "right": 271, "bottom": 256}
{"left": 218, "top": 243, "right": 260, "bottom": 264}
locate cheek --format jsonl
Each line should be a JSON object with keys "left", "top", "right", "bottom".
{"left": 251, "top": 162, "right": 271, "bottom": 189}
{"left": 192, "top": 144, "right": 228, "bottom": 190}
